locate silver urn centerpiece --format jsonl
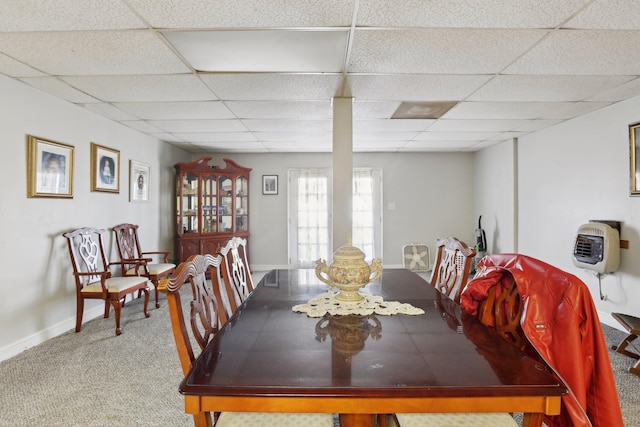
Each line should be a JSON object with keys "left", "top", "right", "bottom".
{"left": 315, "top": 237, "right": 383, "bottom": 303}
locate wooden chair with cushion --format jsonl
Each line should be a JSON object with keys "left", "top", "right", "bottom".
{"left": 112, "top": 223, "right": 175, "bottom": 308}
{"left": 219, "top": 236, "right": 254, "bottom": 314}
{"left": 429, "top": 236, "right": 476, "bottom": 303}
{"left": 610, "top": 312, "right": 640, "bottom": 376}
{"left": 63, "top": 227, "right": 150, "bottom": 336}
{"left": 158, "top": 254, "right": 334, "bottom": 427}
{"left": 391, "top": 274, "right": 523, "bottom": 427}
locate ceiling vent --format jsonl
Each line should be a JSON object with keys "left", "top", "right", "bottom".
{"left": 391, "top": 101, "right": 457, "bottom": 119}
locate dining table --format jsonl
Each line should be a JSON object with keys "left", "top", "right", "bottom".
{"left": 180, "top": 268, "right": 567, "bottom": 427}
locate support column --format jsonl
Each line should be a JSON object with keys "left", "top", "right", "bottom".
{"left": 333, "top": 97, "right": 353, "bottom": 248}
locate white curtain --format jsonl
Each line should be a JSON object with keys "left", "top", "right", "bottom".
{"left": 289, "top": 169, "right": 332, "bottom": 268}
{"left": 288, "top": 168, "right": 381, "bottom": 268}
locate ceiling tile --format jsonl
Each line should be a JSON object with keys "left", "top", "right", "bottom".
{"left": 61, "top": 75, "right": 217, "bottom": 102}
{"left": 353, "top": 119, "right": 434, "bottom": 132}
{"left": 262, "top": 140, "right": 331, "bottom": 152}
{"left": 171, "top": 132, "right": 257, "bottom": 142}
{"left": 444, "top": 101, "right": 613, "bottom": 120}
{"left": 113, "top": 101, "right": 235, "bottom": 120}
{"left": 586, "top": 77, "right": 640, "bottom": 102}
{"left": 163, "top": 30, "right": 348, "bottom": 73}
{"left": 401, "top": 140, "right": 481, "bottom": 150}
{"left": 0, "top": 53, "right": 46, "bottom": 77}
{"left": 356, "top": 0, "right": 585, "bottom": 28}
{"left": 348, "top": 74, "right": 491, "bottom": 101}
{"left": 19, "top": 77, "right": 99, "bottom": 103}
{"left": 354, "top": 131, "right": 419, "bottom": 141}
{"left": 0, "top": 0, "right": 145, "bottom": 31}
{"left": 504, "top": 30, "right": 640, "bottom": 75}
{"left": 241, "top": 119, "right": 332, "bottom": 132}
{"left": 0, "top": 30, "right": 190, "bottom": 75}
{"left": 469, "top": 75, "right": 635, "bottom": 102}
{"left": 564, "top": 0, "right": 640, "bottom": 29}
{"left": 226, "top": 101, "right": 332, "bottom": 119}
{"left": 353, "top": 101, "right": 401, "bottom": 119}
{"left": 189, "top": 141, "right": 267, "bottom": 152}
{"left": 349, "top": 29, "right": 547, "bottom": 74}
{"left": 200, "top": 73, "right": 342, "bottom": 100}
{"left": 120, "top": 120, "right": 163, "bottom": 133}
{"left": 414, "top": 131, "right": 501, "bottom": 141}
{"left": 427, "top": 119, "right": 532, "bottom": 132}
{"left": 127, "top": 0, "right": 355, "bottom": 28}
{"left": 149, "top": 133, "right": 187, "bottom": 143}
{"left": 83, "top": 103, "right": 138, "bottom": 121}
{"left": 148, "top": 119, "right": 247, "bottom": 133}
{"left": 256, "top": 131, "right": 331, "bottom": 142}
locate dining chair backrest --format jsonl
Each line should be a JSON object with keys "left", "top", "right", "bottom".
{"left": 477, "top": 272, "right": 527, "bottom": 352}
{"left": 219, "top": 236, "right": 254, "bottom": 313}
{"left": 158, "top": 253, "right": 228, "bottom": 375}
{"left": 63, "top": 226, "right": 150, "bottom": 335}
{"left": 429, "top": 237, "right": 476, "bottom": 303}
{"left": 158, "top": 259, "right": 335, "bottom": 427}
{"left": 112, "top": 223, "right": 175, "bottom": 308}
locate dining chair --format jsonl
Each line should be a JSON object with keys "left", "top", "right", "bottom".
{"left": 429, "top": 236, "right": 476, "bottom": 303}
{"left": 219, "top": 236, "right": 254, "bottom": 314}
{"left": 158, "top": 254, "right": 334, "bottom": 427}
{"left": 391, "top": 275, "right": 521, "bottom": 427}
{"left": 63, "top": 227, "right": 150, "bottom": 335}
{"left": 112, "top": 223, "right": 175, "bottom": 308}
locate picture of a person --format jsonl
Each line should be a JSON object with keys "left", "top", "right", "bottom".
{"left": 40, "top": 152, "right": 66, "bottom": 191}
{"left": 137, "top": 174, "right": 144, "bottom": 190}
{"left": 99, "top": 156, "right": 115, "bottom": 185}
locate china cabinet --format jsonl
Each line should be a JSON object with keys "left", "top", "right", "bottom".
{"left": 174, "top": 157, "right": 251, "bottom": 263}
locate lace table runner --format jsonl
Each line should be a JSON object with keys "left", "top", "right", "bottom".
{"left": 292, "top": 290, "right": 425, "bottom": 317}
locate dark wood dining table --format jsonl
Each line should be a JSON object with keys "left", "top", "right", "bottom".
{"left": 180, "top": 268, "right": 567, "bottom": 427}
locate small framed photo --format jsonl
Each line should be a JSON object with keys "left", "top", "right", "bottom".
{"left": 262, "top": 175, "right": 278, "bottom": 195}
{"left": 27, "top": 135, "right": 74, "bottom": 198}
{"left": 129, "top": 160, "right": 150, "bottom": 202}
{"left": 91, "top": 142, "right": 119, "bottom": 193}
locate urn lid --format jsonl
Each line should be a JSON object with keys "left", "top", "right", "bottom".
{"left": 332, "top": 236, "right": 366, "bottom": 261}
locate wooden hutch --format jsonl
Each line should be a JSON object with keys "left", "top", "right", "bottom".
{"left": 174, "top": 157, "right": 251, "bottom": 263}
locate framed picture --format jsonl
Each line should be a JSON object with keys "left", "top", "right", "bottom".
{"left": 630, "top": 122, "right": 640, "bottom": 195}
{"left": 27, "top": 135, "right": 74, "bottom": 198}
{"left": 91, "top": 142, "right": 119, "bottom": 193}
{"left": 129, "top": 160, "right": 150, "bottom": 202}
{"left": 263, "top": 175, "right": 278, "bottom": 195}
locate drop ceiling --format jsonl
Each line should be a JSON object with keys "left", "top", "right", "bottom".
{"left": 2, "top": 0, "right": 640, "bottom": 153}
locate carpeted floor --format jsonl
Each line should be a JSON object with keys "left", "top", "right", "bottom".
{"left": 0, "top": 278, "right": 637, "bottom": 427}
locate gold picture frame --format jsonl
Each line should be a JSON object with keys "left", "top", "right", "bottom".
{"left": 129, "top": 160, "right": 150, "bottom": 202}
{"left": 91, "top": 142, "right": 119, "bottom": 193}
{"left": 630, "top": 122, "right": 640, "bottom": 195}
{"left": 27, "top": 135, "right": 74, "bottom": 198}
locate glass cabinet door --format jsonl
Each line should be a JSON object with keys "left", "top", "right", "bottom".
{"left": 218, "top": 175, "right": 233, "bottom": 232}
{"left": 201, "top": 175, "right": 217, "bottom": 233}
{"left": 235, "top": 176, "right": 249, "bottom": 232}
{"left": 180, "top": 172, "right": 198, "bottom": 234}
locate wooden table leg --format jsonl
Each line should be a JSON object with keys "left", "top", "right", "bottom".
{"left": 522, "top": 412, "right": 543, "bottom": 427}
{"left": 339, "top": 413, "right": 376, "bottom": 427}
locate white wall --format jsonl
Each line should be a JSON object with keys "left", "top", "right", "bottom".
{"left": 0, "top": 75, "right": 190, "bottom": 361}
{"left": 207, "top": 152, "right": 476, "bottom": 269}
{"left": 476, "top": 96, "right": 640, "bottom": 327}
{"left": 473, "top": 139, "right": 517, "bottom": 254}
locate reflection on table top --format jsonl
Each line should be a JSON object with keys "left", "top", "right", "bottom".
{"left": 182, "top": 268, "right": 565, "bottom": 399}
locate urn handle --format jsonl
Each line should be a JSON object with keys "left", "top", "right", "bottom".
{"left": 315, "top": 259, "right": 333, "bottom": 286}
{"left": 366, "top": 258, "right": 383, "bottom": 284}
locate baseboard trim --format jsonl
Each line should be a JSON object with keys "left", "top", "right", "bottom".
{"left": 0, "top": 305, "right": 104, "bottom": 362}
